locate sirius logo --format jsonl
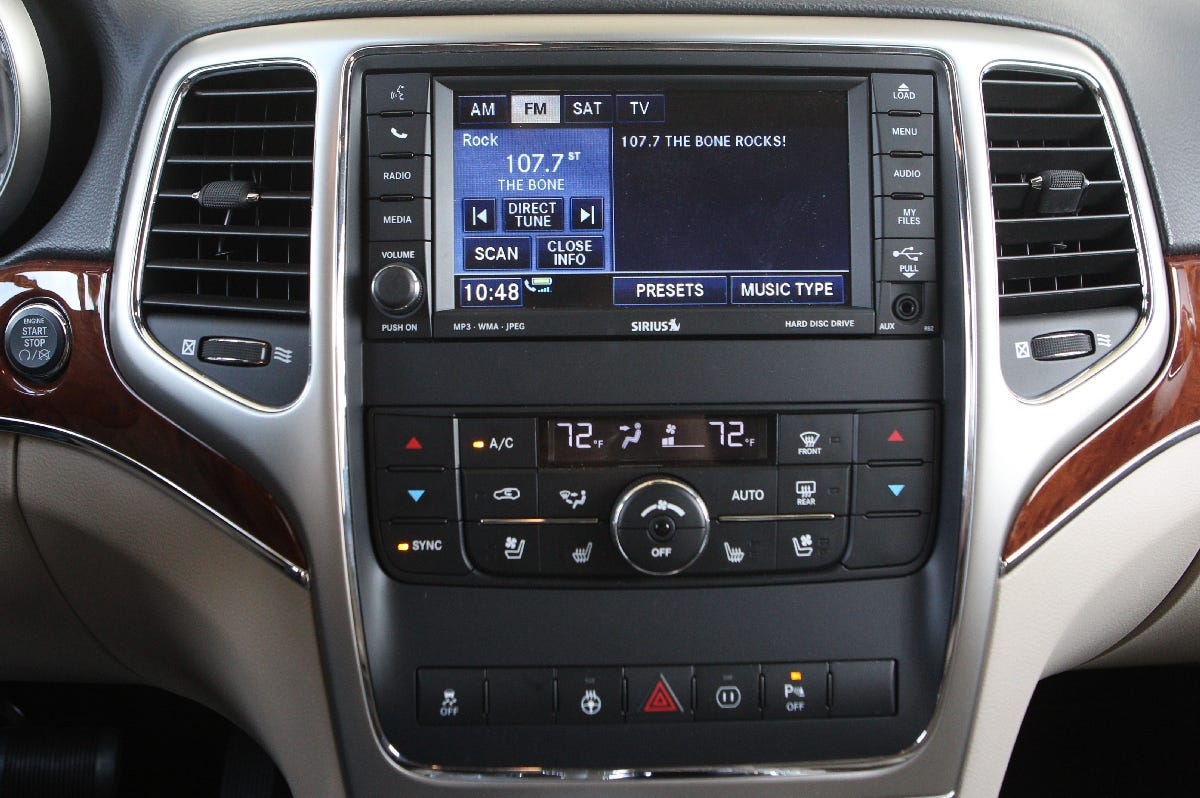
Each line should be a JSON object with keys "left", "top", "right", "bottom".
{"left": 631, "top": 318, "right": 682, "bottom": 333}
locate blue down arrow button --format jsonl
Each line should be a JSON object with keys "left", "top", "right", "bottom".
{"left": 408, "top": 489, "right": 426, "bottom": 503}
{"left": 887, "top": 484, "right": 906, "bottom": 497}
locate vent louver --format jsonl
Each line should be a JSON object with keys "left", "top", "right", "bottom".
{"left": 139, "top": 66, "right": 315, "bottom": 319}
{"left": 984, "top": 69, "right": 1142, "bottom": 316}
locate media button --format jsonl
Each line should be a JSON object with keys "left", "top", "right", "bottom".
{"left": 563, "top": 94, "right": 614, "bottom": 124}
{"left": 777, "top": 414, "right": 853, "bottom": 464}
{"left": 368, "top": 198, "right": 429, "bottom": 240}
{"left": 612, "top": 276, "right": 728, "bottom": 306}
{"left": 695, "top": 665, "right": 760, "bottom": 721}
{"left": 730, "top": 275, "right": 845, "bottom": 305}
{"left": 463, "top": 236, "right": 532, "bottom": 270}
{"left": 570, "top": 197, "right": 605, "bottom": 230}
{"left": 503, "top": 197, "right": 565, "bottom": 232}
{"left": 537, "top": 236, "right": 605, "bottom": 270}
{"left": 463, "top": 198, "right": 497, "bottom": 232}
{"left": 457, "top": 94, "right": 508, "bottom": 124}
{"left": 616, "top": 94, "right": 666, "bottom": 123}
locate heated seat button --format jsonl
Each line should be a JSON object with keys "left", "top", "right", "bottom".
{"left": 462, "top": 470, "right": 537, "bottom": 519}
{"left": 379, "top": 521, "right": 469, "bottom": 576}
{"left": 373, "top": 414, "right": 453, "bottom": 468}
{"left": 375, "top": 470, "right": 457, "bottom": 520}
{"left": 673, "top": 467, "right": 777, "bottom": 517}
{"left": 458, "top": 417, "right": 537, "bottom": 468}
{"left": 690, "top": 521, "right": 775, "bottom": 575}
{"left": 557, "top": 668, "right": 623, "bottom": 724}
{"left": 418, "top": 668, "right": 484, "bottom": 725}
{"left": 539, "top": 524, "right": 629, "bottom": 577}
{"left": 695, "top": 665, "right": 760, "bottom": 721}
{"left": 486, "top": 668, "right": 555, "bottom": 725}
{"left": 830, "top": 660, "right": 897, "bottom": 717}
{"left": 845, "top": 515, "right": 931, "bottom": 569}
{"left": 777, "top": 518, "right": 848, "bottom": 571}
{"left": 763, "top": 663, "right": 829, "bottom": 719}
{"left": 853, "top": 464, "right": 934, "bottom": 515}
{"left": 464, "top": 523, "right": 539, "bottom": 575}
{"left": 777, "top": 466, "right": 850, "bottom": 515}
{"left": 777, "top": 414, "right": 853, "bottom": 464}
{"left": 856, "top": 409, "right": 936, "bottom": 462}
{"left": 626, "top": 667, "right": 693, "bottom": 722}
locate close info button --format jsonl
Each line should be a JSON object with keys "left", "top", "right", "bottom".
{"left": 613, "top": 276, "right": 728, "bottom": 306}
{"left": 731, "top": 275, "right": 845, "bottom": 304}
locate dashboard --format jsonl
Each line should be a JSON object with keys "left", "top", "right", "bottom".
{"left": 2, "top": 2, "right": 1200, "bottom": 796}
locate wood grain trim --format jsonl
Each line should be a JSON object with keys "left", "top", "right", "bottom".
{"left": 0, "top": 260, "right": 307, "bottom": 572}
{"left": 1005, "top": 254, "right": 1200, "bottom": 562}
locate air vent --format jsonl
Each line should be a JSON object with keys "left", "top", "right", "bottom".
{"left": 984, "top": 69, "right": 1143, "bottom": 316}
{"left": 140, "top": 65, "right": 315, "bottom": 319}
{"left": 136, "top": 64, "right": 315, "bottom": 407}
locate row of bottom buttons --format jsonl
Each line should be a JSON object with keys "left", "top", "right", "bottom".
{"left": 418, "top": 660, "right": 896, "bottom": 725}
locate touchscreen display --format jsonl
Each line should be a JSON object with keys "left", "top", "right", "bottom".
{"left": 451, "top": 86, "right": 851, "bottom": 313}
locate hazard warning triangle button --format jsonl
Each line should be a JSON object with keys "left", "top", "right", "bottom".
{"left": 628, "top": 667, "right": 692, "bottom": 722}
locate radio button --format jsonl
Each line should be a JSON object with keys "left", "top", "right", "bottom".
{"left": 853, "top": 464, "right": 934, "bottom": 515}
{"left": 539, "top": 524, "right": 629, "bottom": 576}
{"left": 876, "top": 154, "right": 935, "bottom": 197}
{"left": 368, "top": 198, "right": 430, "bottom": 240}
{"left": 878, "top": 239, "right": 936, "bottom": 282}
{"left": 778, "top": 466, "right": 850, "bottom": 515}
{"left": 367, "top": 114, "right": 429, "bottom": 156}
{"left": 875, "top": 112, "right": 935, "bottom": 154}
{"left": 380, "top": 521, "right": 469, "bottom": 576}
{"left": 777, "top": 414, "right": 853, "bottom": 464}
{"left": 373, "top": 414, "right": 453, "bottom": 468}
{"left": 871, "top": 74, "right": 934, "bottom": 114}
{"left": 857, "top": 409, "right": 936, "bottom": 463}
{"left": 845, "top": 515, "right": 930, "bottom": 569}
{"left": 462, "top": 470, "right": 538, "bottom": 519}
{"left": 376, "top": 469, "right": 458, "bottom": 520}
{"left": 672, "top": 467, "right": 777, "bottom": 517}
{"left": 459, "top": 417, "right": 537, "bottom": 469}
{"left": 537, "top": 469, "right": 629, "bottom": 519}
{"left": 364, "top": 73, "right": 429, "bottom": 115}
{"left": 777, "top": 518, "right": 848, "bottom": 571}
{"left": 690, "top": 521, "right": 776, "bottom": 575}
{"left": 465, "top": 523, "right": 540, "bottom": 575}
{"left": 367, "top": 155, "right": 429, "bottom": 199}
{"left": 876, "top": 197, "right": 935, "bottom": 238}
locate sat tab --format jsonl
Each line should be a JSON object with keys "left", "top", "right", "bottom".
{"left": 563, "top": 94, "right": 614, "bottom": 123}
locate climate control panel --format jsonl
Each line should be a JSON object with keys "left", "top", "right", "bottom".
{"left": 369, "top": 405, "right": 938, "bottom": 584}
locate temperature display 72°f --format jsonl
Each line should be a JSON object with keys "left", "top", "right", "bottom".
{"left": 542, "top": 415, "right": 772, "bottom": 465}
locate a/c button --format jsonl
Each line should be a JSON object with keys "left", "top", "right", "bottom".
{"left": 458, "top": 417, "right": 536, "bottom": 468}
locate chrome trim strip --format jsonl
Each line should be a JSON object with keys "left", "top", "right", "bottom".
{"left": 126, "top": 59, "right": 315, "bottom": 413}
{"left": 0, "top": 416, "right": 310, "bottom": 587}
{"left": 719, "top": 513, "right": 837, "bottom": 522}
{"left": 478, "top": 517, "right": 601, "bottom": 525}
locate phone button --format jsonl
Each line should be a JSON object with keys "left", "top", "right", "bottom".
{"left": 367, "top": 114, "right": 430, "bottom": 156}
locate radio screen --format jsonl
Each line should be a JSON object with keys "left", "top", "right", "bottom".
{"left": 451, "top": 85, "right": 851, "bottom": 314}
{"left": 543, "top": 415, "right": 772, "bottom": 466}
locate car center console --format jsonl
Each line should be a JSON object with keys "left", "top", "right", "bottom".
{"left": 351, "top": 47, "right": 965, "bottom": 771}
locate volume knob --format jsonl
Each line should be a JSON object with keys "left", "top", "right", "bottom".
{"left": 371, "top": 262, "right": 424, "bottom": 316}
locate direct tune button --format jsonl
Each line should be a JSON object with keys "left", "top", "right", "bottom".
{"left": 611, "top": 478, "right": 709, "bottom": 575}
